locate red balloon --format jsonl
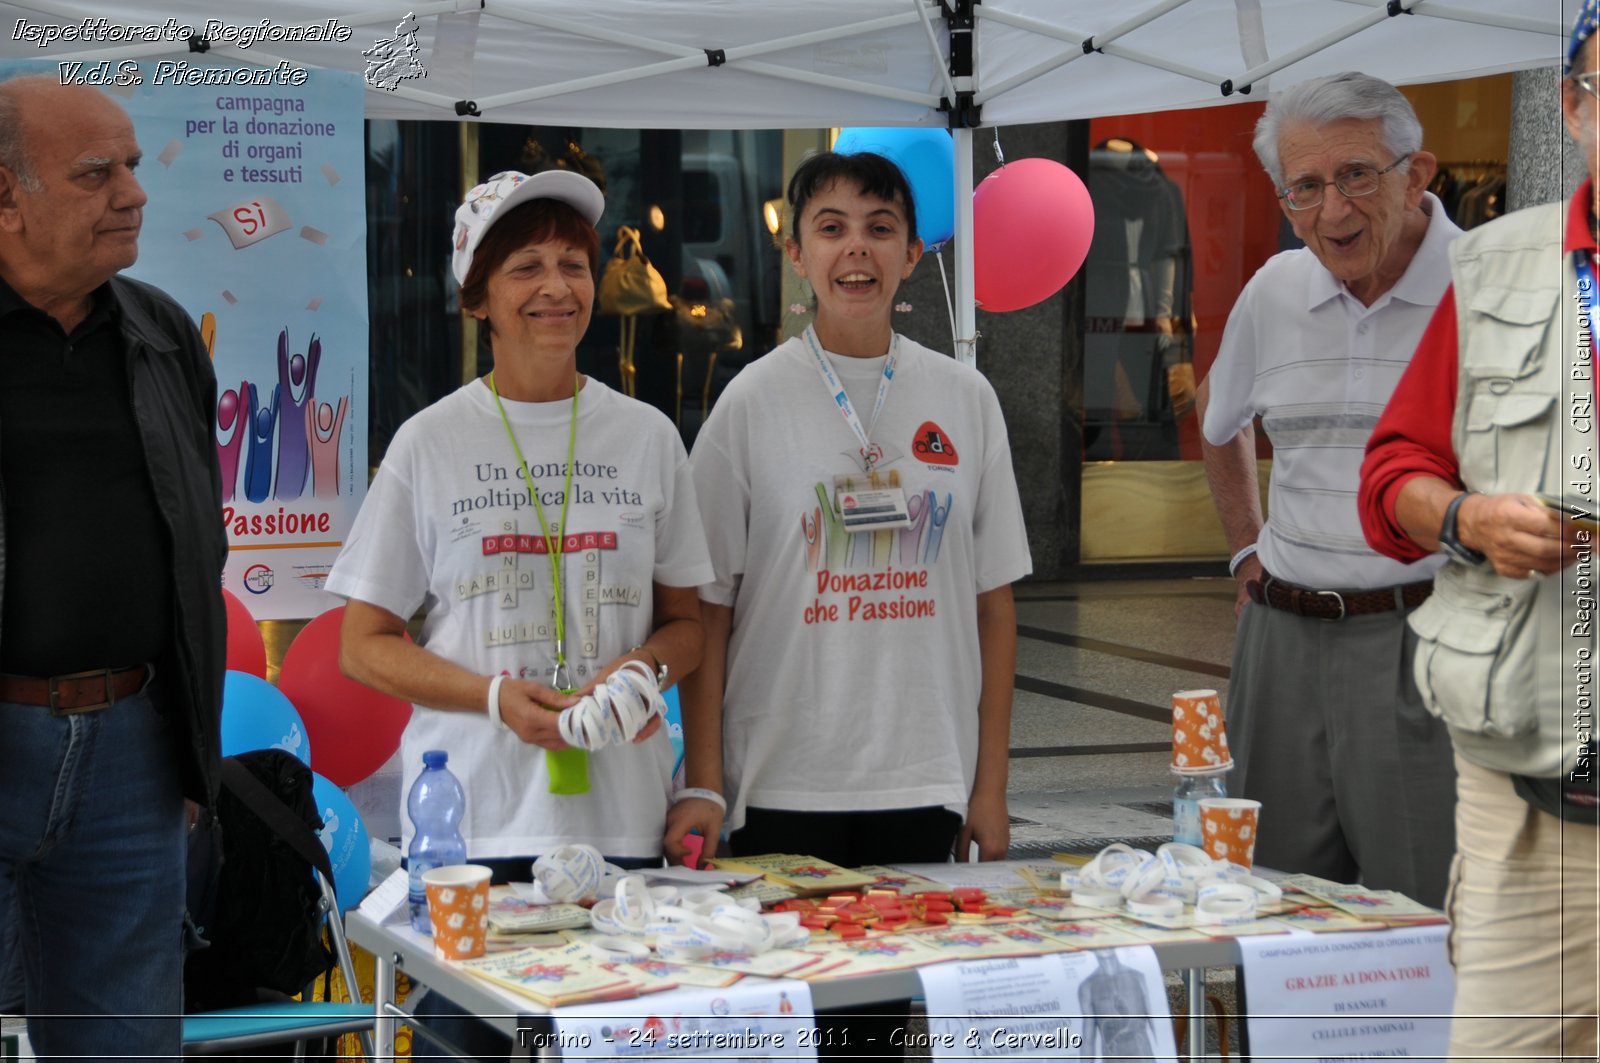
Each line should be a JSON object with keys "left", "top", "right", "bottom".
{"left": 973, "top": 158, "right": 1095, "bottom": 313}
{"left": 277, "top": 605, "right": 412, "bottom": 787}
{"left": 222, "top": 588, "right": 267, "bottom": 678}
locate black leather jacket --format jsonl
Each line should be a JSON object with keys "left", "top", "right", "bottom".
{"left": 0, "top": 275, "right": 228, "bottom": 802}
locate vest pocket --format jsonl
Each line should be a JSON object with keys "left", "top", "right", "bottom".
{"left": 1458, "top": 285, "right": 1558, "bottom": 488}
{"left": 1407, "top": 577, "right": 1538, "bottom": 738}
{"left": 1461, "top": 390, "right": 1554, "bottom": 487}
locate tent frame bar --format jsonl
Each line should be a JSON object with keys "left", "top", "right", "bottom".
{"left": 471, "top": 5, "right": 941, "bottom": 114}
{"left": 1336, "top": 0, "right": 1560, "bottom": 37}
{"left": 973, "top": 0, "right": 1201, "bottom": 105}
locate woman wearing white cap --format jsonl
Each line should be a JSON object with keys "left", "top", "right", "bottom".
{"left": 328, "top": 170, "right": 718, "bottom": 872}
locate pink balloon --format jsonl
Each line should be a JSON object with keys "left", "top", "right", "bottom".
{"left": 973, "top": 158, "right": 1095, "bottom": 313}
{"left": 222, "top": 588, "right": 267, "bottom": 679}
{"left": 277, "top": 606, "right": 412, "bottom": 787}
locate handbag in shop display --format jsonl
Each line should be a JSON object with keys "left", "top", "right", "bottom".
{"left": 598, "top": 225, "right": 671, "bottom": 316}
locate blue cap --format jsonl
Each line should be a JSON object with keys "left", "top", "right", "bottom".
{"left": 1569, "top": 0, "right": 1597, "bottom": 74}
{"left": 422, "top": 750, "right": 448, "bottom": 768}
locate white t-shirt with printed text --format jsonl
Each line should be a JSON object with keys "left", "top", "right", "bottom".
{"left": 690, "top": 334, "right": 1032, "bottom": 833}
{"left": 326, "top": 377, "right": 713, "bottom": 859}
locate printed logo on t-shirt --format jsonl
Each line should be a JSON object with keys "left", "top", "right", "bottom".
{"left": 911, "top": 422, "right": 958, "bottom": 466}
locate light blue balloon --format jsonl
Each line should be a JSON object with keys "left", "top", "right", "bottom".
{"left": 833, "top": 127, "right": 956, "bottom": 248}
{"left": 221, "top": 670, "right": 312, "bottom": 766}
{"left": 311, "top": 771, "right": 372, "bottom": 913}
{"left": 663, "top": 685, "right": 685, "bottom": 780}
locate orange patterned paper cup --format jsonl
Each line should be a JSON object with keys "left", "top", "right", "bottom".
{"left": 423, "top": 864, "right": 492, "bottom": 960}
{"left": 1198, "top": 797, "right": 1261, "bottom": 869}
{"left": 1171, "top": 689, "right": 1234, "bottom": 774}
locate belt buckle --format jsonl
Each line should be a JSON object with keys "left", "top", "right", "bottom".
{"left": 1314, "top": 590, "right": 1346, "bottom": 621}
{"left": 48, "top": 668, "right": 116, "bottom": 716}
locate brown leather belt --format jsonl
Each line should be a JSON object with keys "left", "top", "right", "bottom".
{"left": 0, "top": 665, "right": 150, "bottom": 715}
{"left": 1246, "top": 574, "right": 1432, "bottom": 621}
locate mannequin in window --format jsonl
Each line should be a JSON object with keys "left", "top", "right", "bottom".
{"left": 1083, "top": 138, "right": 1196, "bottom": 460}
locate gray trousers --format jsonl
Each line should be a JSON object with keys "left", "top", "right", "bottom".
{"left": 1227, "top": 599, "right": 1457, "bottom": 908}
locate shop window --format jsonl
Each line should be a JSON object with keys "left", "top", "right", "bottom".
{"left": 362, "top": 122, "right": 785, "bottom": 464}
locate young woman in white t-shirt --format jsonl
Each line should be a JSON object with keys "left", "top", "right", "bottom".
{"left": 685, "top": 152, "right": 1027, "bottom": 867}
{"left": 685, "top": 148, "right": 1030, "bottom": 1062}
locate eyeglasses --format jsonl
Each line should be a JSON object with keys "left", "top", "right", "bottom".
{"left": 1277, "top": 157, "right": 1408, "bottom": 212}
{"left": 1571, "top": 71, "right": 1600, "bottom": 101}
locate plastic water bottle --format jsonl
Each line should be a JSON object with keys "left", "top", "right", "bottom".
{"left": 407, "top": 750, "right": 467, "bottom": 934}
{"left": 1172, "top": 770, "right": 1228, "bottom": 847}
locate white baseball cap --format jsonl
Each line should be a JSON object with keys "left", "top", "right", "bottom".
{"left": 450, "top": 169, "right": 605, "bottom": 285}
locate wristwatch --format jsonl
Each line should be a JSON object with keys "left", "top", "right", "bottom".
{"left": 1439, "top": 491, "right": 1487, "bottom": 565}
{"left": 630, "top": 643, "right": 668, "bottom": 685}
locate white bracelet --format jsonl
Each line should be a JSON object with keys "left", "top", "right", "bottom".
{"left": 672, "top": 786, "right": 727, "bottom": 812}
{"left": 486, "top": 673, "right": 509, "bottom": 731}
{"left": 1228, "top": 543, "right": 1258, "bottom": 576}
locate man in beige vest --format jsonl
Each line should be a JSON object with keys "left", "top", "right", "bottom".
{"left": 1359, "top": 5, "right": 1600, "bottom": 1057}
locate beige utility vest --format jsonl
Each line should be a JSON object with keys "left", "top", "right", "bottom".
{"left": 1407, "top": 200, "right": 1594, "bottom": 777}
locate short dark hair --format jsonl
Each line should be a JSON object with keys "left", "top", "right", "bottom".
{"left": 458, "top": 198, "right": 600, "bottom": 316}
{"left": 786, "top": 150, "right": 918, "bottom": 246}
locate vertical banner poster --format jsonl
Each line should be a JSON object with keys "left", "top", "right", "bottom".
{"left": 0, "top": 59, "right": 369, "bottom": 619}
{"left": 133, "top": 64, "right": 368, "bottom": 619}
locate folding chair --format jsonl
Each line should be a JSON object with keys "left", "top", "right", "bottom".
{"left": 182, "top": 869, "right": 376, "bottom": 1058}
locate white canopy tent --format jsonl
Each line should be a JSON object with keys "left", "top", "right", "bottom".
{"left": 0, "top": 0, "right": 1575, "bottom": 360}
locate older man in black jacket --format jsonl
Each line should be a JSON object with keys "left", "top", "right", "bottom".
{"left": 0, "top": 74, "right": 226, "bottom": 1058}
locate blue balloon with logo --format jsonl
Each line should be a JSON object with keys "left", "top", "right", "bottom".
{"left": 833, "top": 127, "right": 956, "bottom": 248}
{"left": 663, "top": 685, "right": 685, "bottom": 783}
{"left": 311, "top": 771, "right": 371, "bottom": 912}
{"left": 221, "top": 670, "right": 312, "bottom": 766}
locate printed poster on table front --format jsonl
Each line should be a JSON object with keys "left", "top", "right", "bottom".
{"left": 553, "top": 979, "right": 818, "bottom": 1060}
{"left": 918, "top": 946, "right": 1177, "bottom": 1059}
{"left": 1237, "top": 924, "right": 1452, "bottom": 1062}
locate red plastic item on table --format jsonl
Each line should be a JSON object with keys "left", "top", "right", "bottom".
{"left": 681, "top": 832, "right": 705, "bottom": 869}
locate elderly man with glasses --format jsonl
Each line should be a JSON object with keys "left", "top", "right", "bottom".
{"left": 1358, "top": 5, "right": 1600, "bottom": 1057}
{"left": 1196, "top": 72, "right": 1460, "bottom": 908}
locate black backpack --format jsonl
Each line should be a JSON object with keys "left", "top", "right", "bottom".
{"left": 185, "top": 749, "right": 337, "bottom": 1012}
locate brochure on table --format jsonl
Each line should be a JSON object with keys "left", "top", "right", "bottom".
{"left": 1237, "top": 924, "right": 1452, "bottom": 1062}
{"left": 552, "top": 979, "right": 817, "bottom": 1061}
{"left": 918, "top": 945, "right": 1177, "bottom": 1060}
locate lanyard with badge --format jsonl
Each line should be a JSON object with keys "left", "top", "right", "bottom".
{"left": 489, "top": 371, "right": 591, "bottom": 795}
{"left": 802, "top": 325, "right": 913, "bottom": 532}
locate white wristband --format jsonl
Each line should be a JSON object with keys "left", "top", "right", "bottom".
{"left": 486, "top": 673, "right": 509, "bottom": 731}
{"left": 1228, "top": 543, "right": 1258, "bottom": 576}
{"left": 672, "top": 786, "right": 727, "bottom": 812}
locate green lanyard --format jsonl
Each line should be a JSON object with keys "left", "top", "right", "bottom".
{"left": 489, "top": 371, "right": 580, "bottom": 689}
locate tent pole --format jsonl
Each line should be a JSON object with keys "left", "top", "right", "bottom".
{"left": 953, "top": 127, "right": 977, "bottom": 368}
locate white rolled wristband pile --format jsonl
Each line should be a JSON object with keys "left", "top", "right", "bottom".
{"left": 531, "top": 843, "right": 611, "bottom": 903}
{"left": 489, "top": 661, "right": 670, "bottom": 747}
{"left": 587, "top": 873, "right": 809, "bottom": 961}
{"left": 1061, "top": 841, "right": 1281, "bottom": 919}
{"left": 557, "top": 660, "right": 668, "bottom": 751}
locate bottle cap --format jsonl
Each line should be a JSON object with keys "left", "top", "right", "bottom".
{"left": 422, "top": 749, "right": 448, "bottom": 769}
